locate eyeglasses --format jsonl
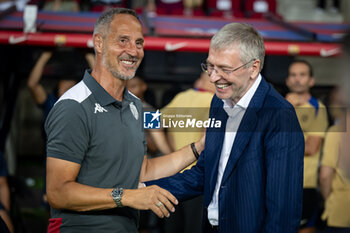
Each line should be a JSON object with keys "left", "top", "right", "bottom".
{"left": 201, "top": 59, "right": 256, "bottom": 76}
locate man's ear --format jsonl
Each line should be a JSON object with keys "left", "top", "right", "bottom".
{"left": 93, "top": 34, "right": 104, "bottom": 54}
{"left": 250, "top": 59, "right": 260, "bottom": 78}
{"left": 309, "top": 77, "right": 315, "bottom": 88}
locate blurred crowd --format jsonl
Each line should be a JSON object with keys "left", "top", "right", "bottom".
{"left": 1, "top": 0, "right": 280, "bottom": 18}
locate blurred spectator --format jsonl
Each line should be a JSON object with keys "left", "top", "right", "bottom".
{"left": 285, "top": 60, "right": 328, "bottom": 233}
{"left": 160, "top": 71, "right": 215, "bottom": 233}
{"left": 0, "top": 152, "right": 13, "bottom": 233}
{"left": 320, "top": 87, "right": 350, "bottom": 233}
{"left": 27, "top": 51, "right": 80, "bottom": 119}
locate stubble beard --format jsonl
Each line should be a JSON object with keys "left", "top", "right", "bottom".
{"left": 102, "top": 53, "right": 137, "bottom": 81}
{"left": 110, "top": 67, "right": 136, "bottom": 81}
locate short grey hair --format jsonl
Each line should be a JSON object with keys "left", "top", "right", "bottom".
{"left": 93, "top": 8, "right": 141, "bottom": 38}
{"left": 210, "top": 23, "right": 265, "bottom": 72}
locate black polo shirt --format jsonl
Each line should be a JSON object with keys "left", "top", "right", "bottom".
{"left": 45, "top": 70, "right": 146, "bottom": 232}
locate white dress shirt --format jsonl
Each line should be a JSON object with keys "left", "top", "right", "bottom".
{"left": 207, "top": 74, "right": 262, "bottom": 226}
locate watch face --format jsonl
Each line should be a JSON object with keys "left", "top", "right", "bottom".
{"left": 115, "top": 188, "right": 123, "bottom": 196}
{"left": 111, "top": 188, "right": 123, "bottom": 199}
{"left": 111, "top": 188, "right": 123, "bottom": 207}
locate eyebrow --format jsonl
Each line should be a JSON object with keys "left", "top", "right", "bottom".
{"left": 118, "top": 34, "right": 144, "bottom": 40}
{"left": 206, "top": 60, "right": 234, "bottom": 69}
{"left": 136, "top": 38, "right": 144, "bottom": 43}
{"left": 118, "top": 35, "right": 130, "bottom": 40}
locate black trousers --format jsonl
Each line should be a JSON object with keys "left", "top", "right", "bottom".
{"left": 163, "top": 195, "right": 203, "bottom": 233}
{"left": 203, "top": 218, "right": 219, "bottom": 233}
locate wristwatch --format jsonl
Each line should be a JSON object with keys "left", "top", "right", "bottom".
{"left": 111, "top": 188, "right": 123, "bottom": 207}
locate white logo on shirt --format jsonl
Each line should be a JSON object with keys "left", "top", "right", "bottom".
{"left": 130, "top": 102, "right": 139, "bottom": 120}
{"left": 94, "top": 103, "right": 107, "bottom": 113}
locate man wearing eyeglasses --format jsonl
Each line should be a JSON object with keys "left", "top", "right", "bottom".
{"left": 146, "top": 23, "right": 304, "bottom": 233}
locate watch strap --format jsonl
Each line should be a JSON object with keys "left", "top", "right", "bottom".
{"left": 111, "top": 187, "right": 123, "bottom": 207}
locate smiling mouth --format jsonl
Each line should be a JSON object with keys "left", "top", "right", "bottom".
{"left": 216, "top": 83, "right": 231, "bottom": 89}
{"left": 119, "top": 55, "right": 139, "bottom": 68}
{"left": 121, "top": 59, "right": 136, "bottom": 65}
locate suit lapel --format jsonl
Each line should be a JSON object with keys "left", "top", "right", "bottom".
{"left": 221, "top": 78, "right": 270, "bottom": 184}
{"left": 221, "top": 109, "right": 257, "bottom": 184}
{"left": 206, "top": 96, "right": 228, "bottom": 199}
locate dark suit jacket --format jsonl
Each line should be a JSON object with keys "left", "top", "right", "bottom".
{"left": 146, "top": 77, "right": 304, "bottom": 233}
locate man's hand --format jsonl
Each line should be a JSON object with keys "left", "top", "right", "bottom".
{"left": 122, "top": 185, "right": 178, "bottom": 218}
{"left": 285, "top": 93, "right": 304, "bottom": 106}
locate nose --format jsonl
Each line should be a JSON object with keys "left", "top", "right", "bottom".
{"left": 209, "top": 71, "right": 221, "bottom": 83}
{"left": 126, "top": 42, "right": 139, "bottom": 56}
{"left": 293, "top": 75, "right": 303, "bottom": 84}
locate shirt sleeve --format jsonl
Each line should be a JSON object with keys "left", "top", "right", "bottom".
{"left": 45, "top": 99, "right": 89, "bottom": 164}
{"left": 321, "top": 129, "right": 339, "bottom": 169}
{"left": 308, "top": 103, "right": 328, "bottom": 137}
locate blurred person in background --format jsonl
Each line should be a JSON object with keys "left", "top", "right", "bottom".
{"left": 285, "top": 60, "right": 329, "bottom": 233}
{"left": 28, "top": 51, "right": 79, "bottom": 119}
{"left": 320, "top": 87, "right": 350, "bottom": 233}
